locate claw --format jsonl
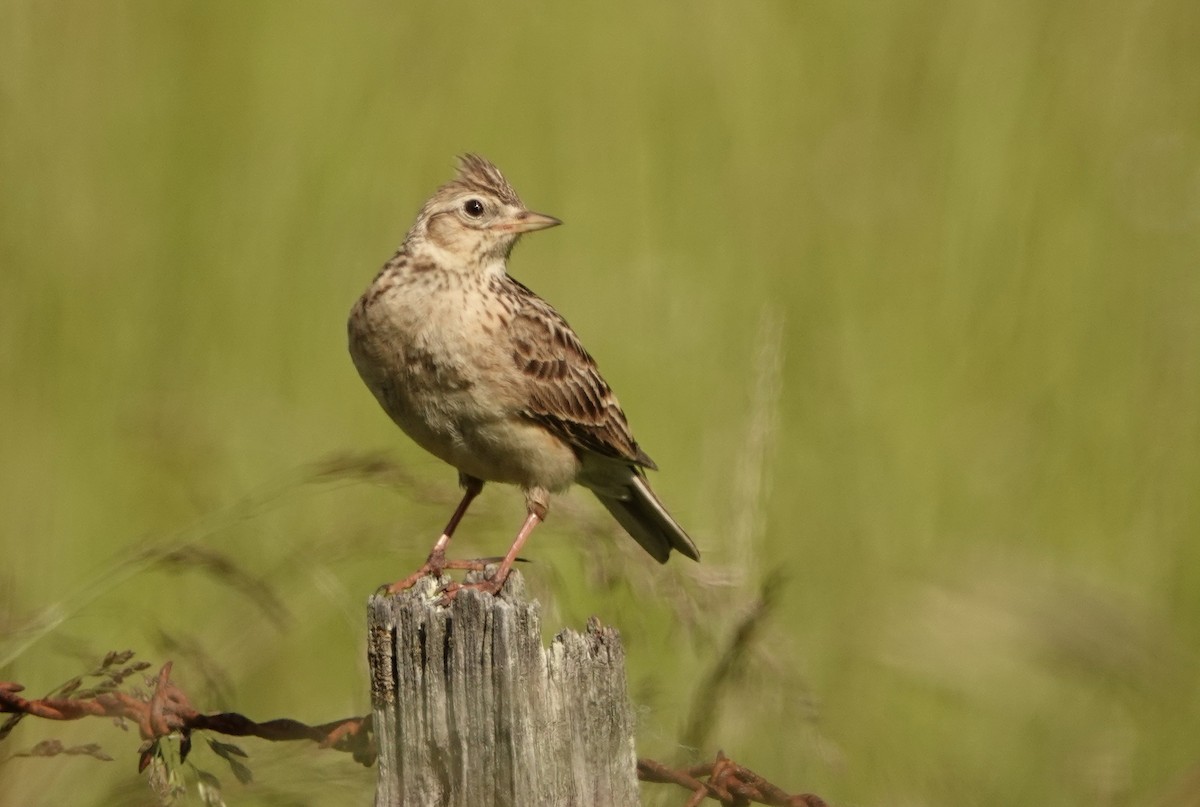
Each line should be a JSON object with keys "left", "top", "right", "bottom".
{"left": 437, "top": 573, "right": 508, "bottom": 605}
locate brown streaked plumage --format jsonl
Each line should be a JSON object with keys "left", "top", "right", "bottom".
{"left": 348, "top": 154, "right": 699, "bottom": 596}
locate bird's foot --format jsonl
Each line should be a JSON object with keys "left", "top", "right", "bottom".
{"left": 437, "top": 569, "right": 511, "bottom": 604}
{"left": 382, "top": 547, "right": 490, "bottom": 595}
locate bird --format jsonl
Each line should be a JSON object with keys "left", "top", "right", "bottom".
{"left": 348, "top": 154, "right": 700, "bottom": 596}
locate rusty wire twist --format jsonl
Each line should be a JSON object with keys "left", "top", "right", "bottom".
{"left": 638, "top": 752, "right": 827, "bottom": 807}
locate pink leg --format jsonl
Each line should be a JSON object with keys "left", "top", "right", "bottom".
{"left": 489, "top": 510, "right": 542, "bottom": 589}
{"left": 442, "top": 510, "right": 543, "bottom": 600}
{"left": 386, "top": 478, "right": 484, "bottom": 594}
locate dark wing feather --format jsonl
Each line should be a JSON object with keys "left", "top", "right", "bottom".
{"left": 505, "top": 279, "right": 656, "bottom": 469}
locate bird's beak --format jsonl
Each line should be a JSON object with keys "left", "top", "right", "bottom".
{"left": 499, "top": 210, "right": 562, "bottom": 234}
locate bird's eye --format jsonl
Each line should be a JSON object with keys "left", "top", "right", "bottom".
{"left": 463, "top": 198, "right": 485, "bottom": 218}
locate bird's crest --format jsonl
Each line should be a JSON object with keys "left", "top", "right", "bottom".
{"left": 450, "top": 153, "right": 523, "bottom": 207}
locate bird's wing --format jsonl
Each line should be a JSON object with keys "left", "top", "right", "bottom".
{"left": 505, "top": 279, "right": 657, "bottom": 470}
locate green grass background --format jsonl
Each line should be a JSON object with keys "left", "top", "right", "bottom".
{"left": 2, "top": 1, "right": 1199, "bottom": 805}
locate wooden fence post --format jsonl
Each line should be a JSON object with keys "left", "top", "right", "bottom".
{"left": 367, "top": 569, "right": 640, "bottom": 806}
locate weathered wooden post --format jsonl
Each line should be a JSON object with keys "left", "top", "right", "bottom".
{"left": 367, "top": 569, "right": 639, "bottom": 806}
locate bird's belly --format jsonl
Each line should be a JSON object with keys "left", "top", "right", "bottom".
{"left": 389, "top": 395, "right": 580, "bottom": 492}
{"left": 456, "top": 417, "right": 580, "bottom": 491}
{"left": 350, "top": 296, "right": 579, "bottom": 491}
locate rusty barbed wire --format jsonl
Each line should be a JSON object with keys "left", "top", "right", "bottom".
{"left": 0, "top": 659, "right": 376, "bottom": 770}
{"left": 3, "top": 656, "right": 823, "bottom": 805}
{"left": 638, "top": 751, "right": 827, "bottom": 807}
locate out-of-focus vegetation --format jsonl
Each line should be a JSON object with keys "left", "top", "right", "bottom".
{"left": 2, "top": 2, "right": 1198, "bottom": 805}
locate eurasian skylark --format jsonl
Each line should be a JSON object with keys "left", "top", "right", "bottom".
{"left": 348, "top": 154, "right": 700, "bottom": 595}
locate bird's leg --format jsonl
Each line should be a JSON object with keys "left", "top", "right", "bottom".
{"left": 443, "top": 489, "right": 547, "bottom": 600}
{"left": 425, "top": 474, "right": 485, "bottom": 574}
{"left": 385, "top": 475, "right": 484, "bottom": 594}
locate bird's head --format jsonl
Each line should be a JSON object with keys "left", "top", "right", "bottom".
{"left": 406, "top": 154, "right": 560, "bottom": 268}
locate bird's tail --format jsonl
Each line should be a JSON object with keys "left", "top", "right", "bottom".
{"left": 593, "top": 474, "right": 701, "bottom": 564}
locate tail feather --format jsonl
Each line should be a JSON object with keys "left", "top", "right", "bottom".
{"left": 593, "top": 474, "right": 701, "bottom": 564}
